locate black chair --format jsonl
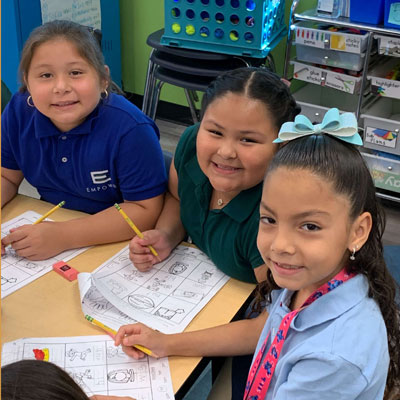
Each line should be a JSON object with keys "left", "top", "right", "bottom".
{"left": 142, "top": 29, "right": 274, "bottom": 123}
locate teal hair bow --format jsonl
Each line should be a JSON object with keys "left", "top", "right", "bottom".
{"left": 273, "top": 108, "right": 363, "bottom": 146}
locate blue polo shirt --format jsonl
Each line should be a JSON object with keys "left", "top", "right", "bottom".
{"left": 2, "top": 92, "right": 167, "bottom": 214}
{"left": 174, "top": 124, "right": 264, "bottom": 283}
{"left": 252, "top": 275, "right": 389, "bottom": 399}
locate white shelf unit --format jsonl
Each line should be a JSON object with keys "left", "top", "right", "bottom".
{"left": 283, "top": 4, "right": 400, "bottom": 203}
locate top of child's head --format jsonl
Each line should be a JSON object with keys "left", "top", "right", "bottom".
{"left": 18, "top": 20, "right": 110, "bottom": 93}
{"left": 200, "top": 67, "right": 301, "bottom": 131}
{"left": 1, "top": 359, "right": 89, "bottom": 400}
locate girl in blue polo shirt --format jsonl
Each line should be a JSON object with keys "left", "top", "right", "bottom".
{"left": 115, "top": 111, "right": 400, "bottom": 399}
{"left": 129, "top": 67, "right": 300, "bottom": 284}
{"left": 1, "top": 20, "right": 167, "bottom": 260}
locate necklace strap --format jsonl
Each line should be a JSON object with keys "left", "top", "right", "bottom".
{"left": 244, "top": 268, "right": 356, "bottom": 400}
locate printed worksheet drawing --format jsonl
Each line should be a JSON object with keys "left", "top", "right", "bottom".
{"left": 2, "top": 335, "right": 173, "bottom": 400}
{"left": 1, "top": 211, "right": 88, "bottom": 298}
{"left": 78, "top": 244, "right": 230, "bottom": 334}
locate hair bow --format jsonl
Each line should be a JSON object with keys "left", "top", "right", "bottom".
{"left": 273, "top": 108, "right": 363, "bottom": 146}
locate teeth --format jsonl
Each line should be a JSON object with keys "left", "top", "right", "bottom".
{"left": 276, "top": 262, "right": 300, "bottom": 269}
{"left": 216, "top": 164, "right": 236, "bottom": 170}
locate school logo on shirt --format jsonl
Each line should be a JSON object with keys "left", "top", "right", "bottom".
{"left": 90, "top": 170, "right": 111, "bottom": 184}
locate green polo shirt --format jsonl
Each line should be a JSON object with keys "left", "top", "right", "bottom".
{"left": 174, "top": 124, "right": 264, "bottom": 283}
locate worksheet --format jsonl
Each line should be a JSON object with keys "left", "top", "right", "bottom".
{"left": 1, "top": 211, "right": 88, "bottom": 298}
{"left": 79, "top": 244, "right": 230, "bottom": 334}
{"left": 2, "top": 335, "right": 173, "bottom": 399}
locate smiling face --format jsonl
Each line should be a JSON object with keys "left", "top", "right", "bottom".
{"left": 257, "top": 167, "right": 360, "bottom": 301}
{"left": 196, "top": 92, "right": 279, "bottom": 197}
{"left": 25, "top": 38, "right": 107, "bottom": 132}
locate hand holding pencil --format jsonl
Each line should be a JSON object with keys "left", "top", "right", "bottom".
{"left": 114, "top": 323, "right": 165, "bottom": 360}
{"left": 1, "top": 201, "right": 66, "bottom": 260}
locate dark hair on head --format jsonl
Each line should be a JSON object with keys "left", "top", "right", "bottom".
{"left": 18, "top": 19, "right": 123, "bottom": 94}
{"left": 253, "top": 134, "right": 400, "bottom": 398}
{"left": 201, "top": 67, "right": 301, "bottom": 130}
{"left": 1, "top": 359, "right": 89, "bottom": 400}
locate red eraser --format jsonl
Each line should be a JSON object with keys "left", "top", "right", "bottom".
{"left": 52, "top": 261, "right": 79, "bottom": 281}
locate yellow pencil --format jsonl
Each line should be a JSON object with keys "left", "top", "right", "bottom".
{"left": 85, "top": 315, "right": 154, "bottom": 357}
{"left": 114, "top": 203, "right": 161, "bottom": 261}
{"left": 33, "top": 201, "right": 65, "bottom": 225}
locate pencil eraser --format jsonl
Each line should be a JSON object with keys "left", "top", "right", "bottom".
{"left": 52, "top": 261, "right": 79, "bottom": 281}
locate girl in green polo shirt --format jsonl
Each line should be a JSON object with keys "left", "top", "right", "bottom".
{"left": 129, "top": 67, "right": 299, "bottom": 284}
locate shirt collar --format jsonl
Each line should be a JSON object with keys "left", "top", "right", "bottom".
{"left": 185, "top": 154, "right": 262, "bottom": 223}
{"left": 34, "top": 100, "right": 101, "bottom": 138}
{"left": 278, "top": 274, "right": 369, "bottom": 331}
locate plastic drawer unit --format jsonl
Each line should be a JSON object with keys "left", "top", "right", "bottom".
{"left": 293, "top": 85, "right": 358, "bottom": 123}
{"left": 296, "top": 44, "right": 365, "bottom": 71}
{"left": 362, "top": 152, "right": 400, "bottom": 193}
{"left": 361, "top": 97, "right": 400, "bottom": 156}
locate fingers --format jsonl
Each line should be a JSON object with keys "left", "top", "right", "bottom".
{"left": 114, "top": 324, "right": 141, "bottom": 346}
{"left": 129, "top": 238, "right": 155, "bottom": 271}
{"left": 121, "top": 344, "right": 147, "bottom": 359}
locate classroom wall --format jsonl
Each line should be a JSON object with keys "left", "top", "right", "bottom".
{"left": 119, "top": 0, "right": 317, "bottom": 107}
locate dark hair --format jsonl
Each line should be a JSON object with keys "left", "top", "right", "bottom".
{"left": 254, "top": 134, "right": 400, "bottom": 398}
{"left": 1, "top": 359, "right": 89, "bottom": 400}
{"left": 18, "top": 20, "right": 122, "bottom": 94}
{"left": 200, "top": 67, "right": 300, "bottom": 130}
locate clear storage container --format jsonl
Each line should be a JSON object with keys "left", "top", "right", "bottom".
{"left": 296, "top": 44, "right": 365, "bottom": 71}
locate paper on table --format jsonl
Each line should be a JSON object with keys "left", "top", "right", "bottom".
{"left": 1, "top": 335, "right": 173, "bottom": 399}
{"left": 1, "top": 211, "right": 89, "bottom": 298}
{"left": 78, "top": 244, "right": 230, "bottom": 334}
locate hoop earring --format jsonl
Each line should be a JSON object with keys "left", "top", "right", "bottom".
{"left": 349, "top": 245, "right": 358, "bottom": 261}
{"left": 101, "top": 89, "right": 108, "bottom": 99}
{"left": 27, "top": 95, "right": 35, "bottom": 107}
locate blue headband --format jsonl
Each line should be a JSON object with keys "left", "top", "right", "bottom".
{"left": 273, "top": 108, "right": 363, "bottom": 146}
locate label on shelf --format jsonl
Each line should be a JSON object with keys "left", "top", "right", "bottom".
{"left": 376, "top": 35, "right": 400, "bottom": 57}
{"left": 295, "top": 25, "right": 367, "bottom": 54}
{"left": 365, "top": 126, "right": 397, "bottom": 149}
{"left": 292, "top": 61, "right": 361, "bottom": 94}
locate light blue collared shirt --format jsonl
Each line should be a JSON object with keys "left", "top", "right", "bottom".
{"left": 252, "top": 274, "right": 389, "bottom": 400}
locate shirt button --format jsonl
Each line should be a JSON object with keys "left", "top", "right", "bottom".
{"left": 61, "top": 157, "right": 68, "bottom": 163}
{"left": 61, "top": 136, "right": 67, "bottom": 140}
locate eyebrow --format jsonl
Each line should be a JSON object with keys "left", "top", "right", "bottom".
{"left": 30, "top": 61, "right": 88, "bottom": 69}
{"left": 203, "top": 119, "right": 264, "bottom": 135}
{"left": 260, "top": 201, "right": 330, "bottom": 218}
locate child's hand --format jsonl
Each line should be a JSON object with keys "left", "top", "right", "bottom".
{"left": 129, "top": 230, "right": 172, "bottom": 271}
{"left": 114, "top": 323, "right": 167, "bottom": 359}
{"left": 1, "top": 222, "right": 67, "bottom": 260}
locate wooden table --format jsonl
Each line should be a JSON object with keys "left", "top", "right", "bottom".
{"left": 1, "top": 195, "right": 256, "bottom": 397}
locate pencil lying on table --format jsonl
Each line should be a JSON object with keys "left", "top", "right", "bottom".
{"left": 33, "top": 201, "right": 65, "bottom": 225}
{"left": 85, "top": 315, "right": 154, "bottom": 357}
{"left": 114, "top": 203, "right": 161, "bottom": 261}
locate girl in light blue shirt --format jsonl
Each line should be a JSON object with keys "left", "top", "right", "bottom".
{"left": 115, "top": 110, "right": 400, "bottom": 400}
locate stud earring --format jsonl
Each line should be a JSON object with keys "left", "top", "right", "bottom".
{"left": 27, "top": 95, "right": 35, "bottom": 107}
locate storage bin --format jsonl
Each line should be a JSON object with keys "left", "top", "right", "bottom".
{"left": 291, "top": 60, "right": 363, "bottom": 94}
{"left": 367, "top": 58, "right": 400, "bottom": 99}
{"left": 161, "top": 0, "right": 287, "bottom": 57}
{"left": 350, "top": 0, "right": 385, "bottom": 25}
{"left": 293, "top": 84, "right": 358, "bottom": 123}
{"left": 294, "top": 23, "right": 369, "bottom": 54}
{"left": 376, "top": 34, "right": 400, "bottom": 57}
{"left": 362, "top": 151, "right": 400, "bottom": 193}
{"left": 361, "top": 97, "right": 400, "bottom": 156}
{"left": 296, "top": 44, "right": 365, "bottom": 71}
{"left": 384, "top": 0, "right": 400, "bottom": 29}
